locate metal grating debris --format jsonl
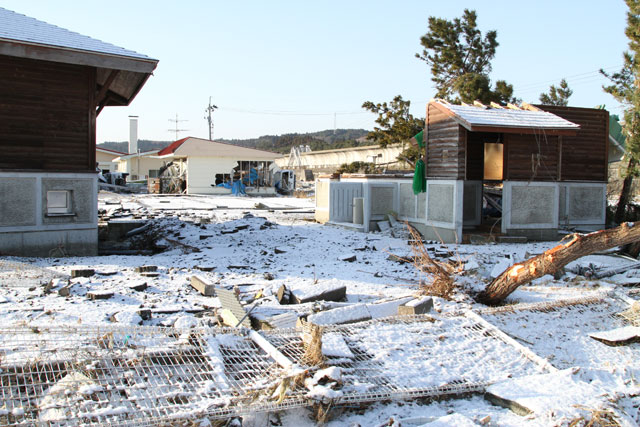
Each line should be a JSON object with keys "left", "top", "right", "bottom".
{"left": 477, "top": 295, "right": 637, "bottom": 370}
{"left": 0, "top": 313, "right": 550, "bottom": 426}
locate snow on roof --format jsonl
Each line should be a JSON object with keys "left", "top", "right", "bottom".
{"left": 96, "top": 146, "right": 127, "bottom": 155}
{"left": 0, "top": 7, "right": 154, "bottom": 61}
{"left": 433, "top": 101, "right": 580, "bottom": 132}
{"left": 157, "top": 137, "right": 282, "bottom": 160}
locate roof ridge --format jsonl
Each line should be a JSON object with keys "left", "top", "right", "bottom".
{"left": 0, "top": 7, "right": 156, "bottom": 60}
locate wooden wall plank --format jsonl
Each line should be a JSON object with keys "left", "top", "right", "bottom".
{"left": 0, "top": 55, "right": 96, "bottom": 171}
{"left": 505, "top": 133, "right": 558, "bottom": 181}
{"left": 536, "top": 105, "right": 608, "bottom": 182}
{"left": 426, "top": 103, "right": 465, "bottom": 179}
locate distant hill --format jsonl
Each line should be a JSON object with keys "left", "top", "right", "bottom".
{"left": 97, "top": 140, "right": 171, "bottom": 154}
{"left": 98, "top": 129, "right": 370, "bottom": 155}
{"left": 220, "top": 129, "right": 371, "bottom": 154}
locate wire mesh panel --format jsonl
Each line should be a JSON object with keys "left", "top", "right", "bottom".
{"left": 271, "top": 314, "right": 551, "bottom": 406}
{"left": 0, "top": 313, "right": 554, "bottom": 426}
{"left": 0, "top": 324, "right": 298, "bottom": 426}
{"left": 477, "top": 295, "right": 638, "bottom": 370}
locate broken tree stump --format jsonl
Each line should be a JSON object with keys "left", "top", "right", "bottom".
{"left": 478, "top": 222, "right": 640, "bottom": 305}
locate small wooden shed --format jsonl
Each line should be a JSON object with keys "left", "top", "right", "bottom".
{"left": 421, "top": 100, "right": 609, "bottom": 241}
{"left": 316, "top": 100, "right": 609, "bottom": 243}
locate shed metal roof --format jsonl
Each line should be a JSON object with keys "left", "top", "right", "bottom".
{"left": 432, "top": 101, "right": 580, "bottom": 135}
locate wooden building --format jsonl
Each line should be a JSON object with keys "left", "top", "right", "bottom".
{"left": 316, "top": 100, "right": 609, "bottom": 243}
{"left": 421, "top": 100, "right": 609, "bottom": 241}
{"left": 0, "top": 7, "right": 158, "bottom": 255}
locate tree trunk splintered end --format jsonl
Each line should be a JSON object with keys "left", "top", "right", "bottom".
{"left": 477, "top": 223, "right": 640, "bottom": 305}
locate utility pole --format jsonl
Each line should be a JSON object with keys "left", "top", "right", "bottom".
{"left": 168, "top": 113, "right": 188, "bottom": 140}
{"left": 204, "top": 97, "right": 218, "bottom": 140}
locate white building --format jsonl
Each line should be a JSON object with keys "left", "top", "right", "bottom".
{"left": 155, "top": 137, "right": 282, "bottom": 195}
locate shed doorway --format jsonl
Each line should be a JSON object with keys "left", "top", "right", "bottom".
{"left": 482, "top": 141, "right": 504, "bottom": 232}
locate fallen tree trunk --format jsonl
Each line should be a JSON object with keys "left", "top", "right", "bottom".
{"left": 477, "top": 222, "right": 640, "bottom": 305}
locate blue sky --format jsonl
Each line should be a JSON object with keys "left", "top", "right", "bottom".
{"left": 0, "top": 1, "right": 629, "bottom": 144}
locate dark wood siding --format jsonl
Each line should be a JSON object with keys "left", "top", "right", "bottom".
{"left": 537, "top": 105, "right": 608, "bottom": 181}
{"left": 0, "top": 55, "right": 95, "bottom": 171}
{"left": 504, "top": 133, "right": 558, "bottom": 181}
{"left": 426, "top": 103, "right": 465, "bottom": 179}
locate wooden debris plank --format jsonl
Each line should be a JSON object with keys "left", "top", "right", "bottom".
{"left": 190, "top": 275, "right": 216, "bottom": 296}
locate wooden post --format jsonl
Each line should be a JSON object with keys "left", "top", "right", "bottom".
{"left": 557, "top": 135, "right": 563, "bottom": 181}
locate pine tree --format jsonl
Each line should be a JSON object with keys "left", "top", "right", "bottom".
{"left": 539, "top": 79, "right": 573, "bottom": 106}
{"left": 361, "top": 95, "right": 424, "bottom": 164}
{"left": 601, "top": 0, "right": 640, "bottom": 223}
{"left": 416, "top": 9, "right": 516, "bottom": 104}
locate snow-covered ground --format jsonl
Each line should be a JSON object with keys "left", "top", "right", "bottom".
{"left": 0, "top": 192, "right": 638, "bottom": 426}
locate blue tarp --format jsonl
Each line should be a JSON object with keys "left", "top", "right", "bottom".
{"left": 231, "top": 180, "right": 246, "bottom": 196}
{"left": 216, "top": 180, "right": 246, "bottom": 196}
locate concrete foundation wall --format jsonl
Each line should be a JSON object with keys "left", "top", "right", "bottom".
{"left": 503, "top": 181, "right": 605, "bottom": 235}
{"left": 0, "top": 172, "right": 98, "bottom": 256}
{"left": 318, "top": 177, "right": 463, "bottom": 243}
{"left": 319, "top": 176, "right": 606, "bottom": 243}
{"left": 425, "top": 180, "right": 463, "bottom": 243}
{"left": 0, "top": 228, "right": 97, "bottom": 257}
{"left": 398, "top": 183, "right": 415, "bottom": 218}
{"left": 0, "top": 177, "right": 37, "bottom": 226}
{"left": 369, "top": 185, "right": 395, "bottom": 217}
{"left": 427, "top": 183, "right": 455, "bottom": 223}
{"left": 502, "top": 181, "right": 558, "bottom": 235}
{"left": 558, "top": 183, "right": 606, "bottom": 230}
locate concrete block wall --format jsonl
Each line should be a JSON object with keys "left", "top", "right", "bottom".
{"left": 421, "top": 180, "right": 463, "bottom": 243}
{"left": 318, "top": 177, "right": 607, "bottom": 243}
{"left": 0, "top": 172, "right": 98, "bottom": 256}
{"left": 502, "top": 181, "right": 559, "bottom": 240}
{"left": 558, "top": 182, "right": 607, "bottom": 231}
{"left": 318, "top": 177, "right": 463, "bottom": 243}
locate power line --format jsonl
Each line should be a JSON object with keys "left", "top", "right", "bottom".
{"left": 218, "top": 107, "right": 368, "bottom": 116}
{"left": 516, "top": 64, "right": 622, "bottom": 91}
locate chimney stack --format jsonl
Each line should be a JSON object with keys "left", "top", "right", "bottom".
{"left": 128, "top": 115, "right": 139, "bottom": 154}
